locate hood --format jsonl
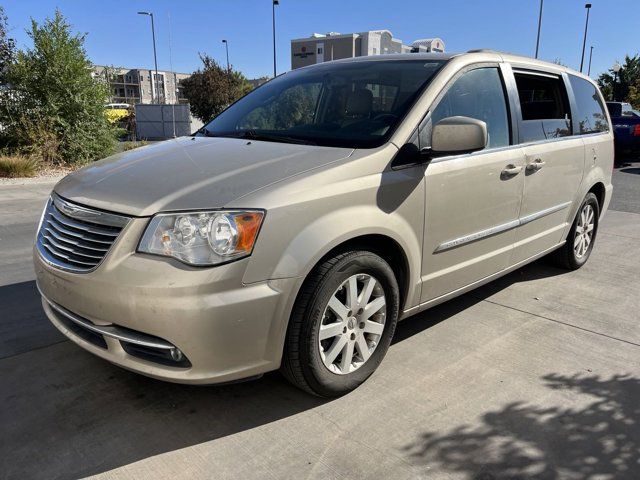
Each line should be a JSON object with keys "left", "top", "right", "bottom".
{"left": 54, "top": 137, "right": 353, "bottom": 216}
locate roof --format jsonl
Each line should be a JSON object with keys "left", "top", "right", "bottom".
{"left": 291, "top": 50, "right": 594, "bottom": 82}
{"left": 313, "top": 52, "right": 457, "bottom": 64}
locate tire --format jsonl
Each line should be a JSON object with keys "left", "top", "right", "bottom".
{"left": 553, "top": 192, "right": 599, "bottom": 270}
{"left": 281, "top": 250, "right": 400, "bottom": 397}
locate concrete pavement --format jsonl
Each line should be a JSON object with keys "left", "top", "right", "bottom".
{"left": 1, "top": 167, "right": 639, "bottom": 479}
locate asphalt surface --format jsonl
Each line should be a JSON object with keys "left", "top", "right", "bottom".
{"left": 1, "top": 161, "right": 639, "bottom": 480}
{"left": 611, "top": 155, "right": 640, "bottom": 214}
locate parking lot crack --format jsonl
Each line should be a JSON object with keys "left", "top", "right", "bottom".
{"left": 0, "top": 339, "right": 69, "bottom": 361}
{"left": 478, "top": 297, "right": 640, "bottom": 348}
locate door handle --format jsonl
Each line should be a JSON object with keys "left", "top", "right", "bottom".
{"left": 501, "top": 164, "right": 523, "bottom": 176}
{"left": 526, "top": 158, "right": 546, "bottom": 172}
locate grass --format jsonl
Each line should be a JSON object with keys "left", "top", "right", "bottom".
{"left": 0, "top": 155, "right": 39, "bottom": 178}
{"left": 120, "top": 140, "right": 150, "bottom": 152}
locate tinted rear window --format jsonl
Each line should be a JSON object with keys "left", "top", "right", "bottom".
{"left": 569, "top": 75, "right": 609, "bottom": 134}
{"left": 514, "top": 72, "right": 571, "bottom": 143}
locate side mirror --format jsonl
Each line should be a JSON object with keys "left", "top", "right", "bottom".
{"left": 392, "top": 141, "right": 432, "bottom": 168}
{"left": 431, "top": 116, "right": 488, "bottom": 156}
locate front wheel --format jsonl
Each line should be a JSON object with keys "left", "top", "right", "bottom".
{"left": 281, "top": 251, "right": 400, "bottom": 397}
{"left": 554, "top": 192, "right": 599, "bottom": 270}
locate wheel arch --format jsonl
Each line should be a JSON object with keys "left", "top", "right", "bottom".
{"left": 298, "top": 233, "right": 411, "bottom": 313}
{"left": 588, "top": 181, "right": 606, "bottom": 216}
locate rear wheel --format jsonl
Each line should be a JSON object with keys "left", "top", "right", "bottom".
{"left": 554, "top": 192, "right": 599, "bottom": 270}
{"left": 281, "top": 250, "right": 400, "bottom": 397}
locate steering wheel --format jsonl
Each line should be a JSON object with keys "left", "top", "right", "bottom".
{"left": 373, "top": 113, "right": 398, "bottom": 123}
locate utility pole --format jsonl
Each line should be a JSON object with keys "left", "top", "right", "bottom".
{"left": 587, "top": 46, "right": 594, "bottom": 76}
{"left": 138, "top": 11, "right": 160, "bottom": 103}
{"left": 168, "top": 12, "right": 176, "bottom": 138}
{"left": 222, "top": 39, "right": 230, "bottom": 71}
{"left": 535, "top": 0, "right": 544, "bottom": 59}
{"left": 579, "top": 3, "right": 592, "bottom": 73}
{"left": 272, "top": 0, "right": 279, "bottom": 78}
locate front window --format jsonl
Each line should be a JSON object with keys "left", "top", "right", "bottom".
{"left": 200, "top": 60, "right": 446, "bottom": 148}
{"left": 421, "top": 67, "right": 510, "bottom": 149}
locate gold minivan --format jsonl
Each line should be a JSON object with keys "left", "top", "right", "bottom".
{"left": 34, "top": 51, "right": 613, "bottom": 396}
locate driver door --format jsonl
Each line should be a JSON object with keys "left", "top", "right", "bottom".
{"left": 419, "top": 65, "right": 525, "bottom": 302}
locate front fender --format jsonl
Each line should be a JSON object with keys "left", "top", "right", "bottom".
{"left": 238, "top": 148, "right": 426, "bottom": 310}
{"left": 271, "top": 206, "right": 422, "bottom": 306}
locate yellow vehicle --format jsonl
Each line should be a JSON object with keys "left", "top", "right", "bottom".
{"left": 104, "top": 103, "right": 131, "bottom": 124}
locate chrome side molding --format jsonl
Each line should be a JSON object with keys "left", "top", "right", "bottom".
{"left": 519, "top": 201, "right": 572, "bottom": 226}
{"left": 434, "top": 201, "right": 572, "bottom": 253}
{"left": 435, "top": 219, "right": 520, "bottom": 252}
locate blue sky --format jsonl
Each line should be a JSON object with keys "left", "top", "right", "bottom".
{"left": 3, "top": 0, "right": 639, "bottom": 80}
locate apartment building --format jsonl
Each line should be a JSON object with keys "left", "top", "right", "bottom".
{"left": 291, "top": 30, "right": 444, "bottom": 69}
{"left": 93, "top": 66, "right": 191, "bottom": 105}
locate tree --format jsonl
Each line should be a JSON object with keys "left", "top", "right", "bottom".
{"left": 597, "top": 54, "right": 640, "bottom": 103}
{"left": 627, "top": 77, "right": 640, "bottom": 110}
{"left": 0, "top": 6, "right": 15, "bottom": 84}
{"left": 181, "top": 53, "right": 253, "bottom": 123}
{"left": 0, "top": 10, "right": 116, "bottom": 164}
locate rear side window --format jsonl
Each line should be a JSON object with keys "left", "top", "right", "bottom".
{"left": 622, "top": 103, "right": 636, "bottom": 117}
{"left": 514, "top": 72, "right": 571, "bottom": 142}
{"left": 569, "top": 75, "right": 609, "bottom": 134}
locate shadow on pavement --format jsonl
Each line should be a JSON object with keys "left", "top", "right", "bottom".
{"left": 620, "top": 167, "right": 640, "bottom": 175}
{"left": 393, "top": 259, "right": 569, "bottom": 344}
{"left": 401, "top": 372, "right": 640, "bottom": 479}
{"left": 1, "top": 259, "right": 569, "bottom": 479}
{"left": 0, "top": 280, "right": 64, "bottom": 359}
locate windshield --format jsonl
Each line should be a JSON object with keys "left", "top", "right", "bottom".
{"left": 200, "top": 59, "right": 446, "bottom": 148}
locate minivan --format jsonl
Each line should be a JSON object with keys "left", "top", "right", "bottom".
{"left": 35, "top": 51, "right": 613, "bottom": 397}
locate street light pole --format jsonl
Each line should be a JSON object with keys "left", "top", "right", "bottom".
{"left": 535, "top": 0, "right": 544, "bottom": 59}
{"left": 587, "top": 46, "right": 594, "bottom": 76}
{"left": 138, "top": 11, "right": 160, "bottom": 104}
{"left": 222, "top": 39, "right": 230, "bottom": 71}
{"left": 272, "top": 0, "right": 279, "bottom": 78}
{"left": 579, "top": 3, "right": 592, "bottom": 73}
{"left": 612, "top": 62, "right": 621, "bottom": 101}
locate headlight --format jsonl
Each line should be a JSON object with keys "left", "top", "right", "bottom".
{"left": 138, "top": 210, "right": 264, "bottom": 266}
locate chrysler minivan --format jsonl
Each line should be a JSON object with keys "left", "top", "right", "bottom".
{"left": 34, "top": 51, "right": 613, "bottom": 396}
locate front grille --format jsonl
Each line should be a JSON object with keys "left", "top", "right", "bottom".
{"left": 36, "top": 194, "right": 130, "bottom": 272}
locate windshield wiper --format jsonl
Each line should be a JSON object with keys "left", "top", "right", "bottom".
{"left": 227, "top": 130, "right": 317, "bottom": 146}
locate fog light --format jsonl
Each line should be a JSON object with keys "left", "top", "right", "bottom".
{"left": 170, "top": 347, "right": 184, "bottom": 362}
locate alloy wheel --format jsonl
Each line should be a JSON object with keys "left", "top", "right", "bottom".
{"left": 318, "top": 274, "right": 386, "bottom": 375}
{"left": 574, "top": 203, "right": 595, "bottom": 259}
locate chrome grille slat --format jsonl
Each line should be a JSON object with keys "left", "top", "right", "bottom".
{"left": 46, "top": 216, "right": 114, "bottom": 244}
{"left": 36, "top": 195, "right": 129, "bottom": 273}
{"left": 48, "top": 208, "right": 120, "bottom": 237}
{"left": 43, "top": 227, "right": 110, "bottom": 252}
{"left": 41, "top": 243, "right": 98, "bottom": 267}
{"left": 42, "top": 234, "right": 104, "bottom": 259}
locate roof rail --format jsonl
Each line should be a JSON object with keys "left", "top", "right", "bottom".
{"left": 466, "top": 49, "right": 499, "bottom": 54}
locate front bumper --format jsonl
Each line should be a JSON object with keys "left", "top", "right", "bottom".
{"left": 34, "top": 217, "right": 299, "bottom": 384}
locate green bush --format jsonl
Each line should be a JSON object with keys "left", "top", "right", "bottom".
{"left": 0, "top": 10, "right": 117, "bottom": 165}
{"left": 0, "top": 155, "right": 39, "bottom": 177}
